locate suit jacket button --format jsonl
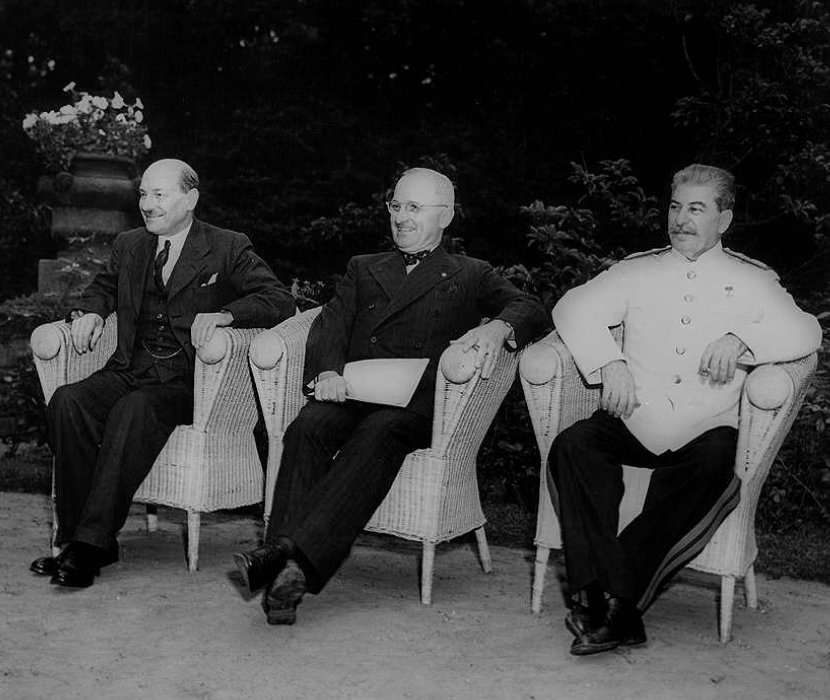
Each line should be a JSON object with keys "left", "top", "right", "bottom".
{"left": 681, "top": 316, "right": 691, "bottom": 325}
{"left": 676, "top": 346, "right": 686, "bottom": 355}
{"left": 687, "top": 270, "right": 696, "bottom": 280}
{"left": 673, "top": 375, "right": 682, "bottom": 384}
{"left": 370, "top": 336, "right": 377, "bottom": 344}
{"left": 432, "top": 309, "right": 440, "bottom": 317}
{"left": 440, "top": 272, "right": 447, "bottom": 278}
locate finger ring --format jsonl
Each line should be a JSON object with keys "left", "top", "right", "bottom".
{"left": 700, "top": 368, "right": 709, "bottom": 375}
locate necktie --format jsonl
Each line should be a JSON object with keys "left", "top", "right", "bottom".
{"left": 154, "top": 240, "right": 171, "bottom": 292}
{"left": 401, "top": 249, "right": 432, "bottom": 266}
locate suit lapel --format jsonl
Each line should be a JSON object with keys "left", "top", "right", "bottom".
{"left": 166, "top": 218, "right": 210, "bottom": 301}
{"left": 367, "top": 252, "right": 405, "bottom": 301}
{"left": 375, "top": 247, "right": 461, "bottom": 326}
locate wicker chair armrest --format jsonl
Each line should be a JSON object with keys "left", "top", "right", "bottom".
{"left": 191, "top": 326, "right": 264, "bottom": 431}
{"left": 430, "top": 339, "right": 519, "bottom": 454}
{"left": 518, "top": 330, "right": 603, "bottom": 461}
{"left": 737, "top": 352, "right": 818, "bottom": 487}
{"left": 30, "top": 313, "right": 118, "bottom": 404}
{"left": 249, "top": 307, "right": 322, "bottom": 437}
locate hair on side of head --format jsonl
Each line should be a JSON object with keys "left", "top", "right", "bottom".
{"left": 179, "top": 162, "right": 200, "bottom": 192}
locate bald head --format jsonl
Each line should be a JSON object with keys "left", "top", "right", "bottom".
{"left": 142, "top": 158, "right": 200, "bottom": 193}
{"left": 396, "top": 168, "right": 455, "bottom": 208}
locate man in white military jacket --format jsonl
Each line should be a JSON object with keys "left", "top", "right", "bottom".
{"left": 548, "top": 163, "right": 821, "bottom": 656}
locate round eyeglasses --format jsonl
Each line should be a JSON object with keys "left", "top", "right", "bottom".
{"left": 386, "top": 200, "right": 449, "bottom": 216}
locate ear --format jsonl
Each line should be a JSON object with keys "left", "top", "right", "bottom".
{"left": 717, "top": 208, "right": 733, "bottom": 234}
{"left": 439, "top": 205, "right": 455, "bottom": 230}
{"left": 186, "top": 188, "right": 200, "bottom": 212}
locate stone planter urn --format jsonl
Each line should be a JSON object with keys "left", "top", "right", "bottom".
{"left": 36, "top": 152, "right": 140, "bottom": 295}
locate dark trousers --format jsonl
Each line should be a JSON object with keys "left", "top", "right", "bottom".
{"left": 548, "top": 410, "right": 740, "bottom": 612}
{"left": 46, "top": 369, "right": 193, "bottom": 550}
{"left": 265, "top": 400, "right": 431, "bottom": 593}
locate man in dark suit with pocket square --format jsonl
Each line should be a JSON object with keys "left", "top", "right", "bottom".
{"left": 29, "top": 158, "right": 295, "bottom": 588}
{"left": 234, "top": 167, "right": 548, "bottom": 625}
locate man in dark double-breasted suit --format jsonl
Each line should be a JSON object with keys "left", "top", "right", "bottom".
{"left": 234, "top": 167, "right": 548, "bottom": 625}
{"left": 30, "top": 158, "right": 295, "bottom": 588}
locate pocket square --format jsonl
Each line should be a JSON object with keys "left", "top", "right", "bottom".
{"left": 201, "top": 273, "right": 218, "bottom": 287}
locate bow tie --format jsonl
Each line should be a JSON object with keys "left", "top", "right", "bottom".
{"left": 401, "top": 249, "right": 432, "bottom": 266}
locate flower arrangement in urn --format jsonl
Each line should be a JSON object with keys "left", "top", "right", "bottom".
{"left": 22, "top": 82, "right": 152, "bottom": 173}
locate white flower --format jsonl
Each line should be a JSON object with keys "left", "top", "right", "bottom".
{"left": 91, "top": 108, "right": 104, "bottom": 121}
{"left": 115, "top": 113, "right": 127, "bottom": 124}
{"left": 135, "top": 98, "right": 144, "bottom": 110}
{"left": 22, "top": 113, "right": 38, "bottom": 130}
{"left": 134, "top": 110, "right": 144, "bottom": 123}
{"left": 62, "top": 81, "right": 76, "bottom": 92}
{"left": 111, "top": 91, "right": 125, "bottom": 109}
{"left": 91, "top": 95, "right": 108, "bottom": 110}
{"left": 76, "top": 94, "right": 93, "bottom": 113}
{"left": 59, "top": 104, "right": 77, "bottom": 116}
{"left": 143, "top": 134, "right": 152, "bottom": 149}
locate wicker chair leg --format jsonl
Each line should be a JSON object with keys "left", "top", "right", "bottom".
{"left": 146, "top": 504, "right": 159, "bottom": 533}
{"left": 186, "top": 511, "right": 200, "bottom": 572}
{"left": 719, "top": 575, "right": 736, "bottom": 643}
{"left": 531, "top": 545, "right": 551, "bottom": 614}
{"left": 475, "top": 527, "right": 493, "bottom": 573}
{"left": 420, "top": 542, "right": 436, "bottom": 605}
{"left": 744, "top": 565, "right": 758, "bottom": 609}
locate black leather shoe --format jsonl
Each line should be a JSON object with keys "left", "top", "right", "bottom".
{"left": 570, "top": 596, "right": 647, "bottom": 656}
{"left": 565, "top": 601, "right": 606, "bottom": 639}
{"left": 263, "top": 559, "right": 307, "bottom": 625}
{"left": 233, "top": 540, "right": 292, "bottom": 593}
{"left": 51, "top": 542, "right": 107, "bottom": 588}
{"left": 30, "top": 554, "right": 63, "bottom": 576}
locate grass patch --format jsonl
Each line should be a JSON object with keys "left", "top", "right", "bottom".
{"left": 0, "top": 444, "right": 50, "bottom": 494}
{"left": 756, "top": 522, "right": 830, "bottom": 583}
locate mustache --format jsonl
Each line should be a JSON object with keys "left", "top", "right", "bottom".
{"left": 670, "top": 227, "right": 695, "bottom": 235}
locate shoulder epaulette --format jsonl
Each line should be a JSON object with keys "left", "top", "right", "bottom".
{"left": 723, "top": 247, "right": 772, "bottom": 270}
{"left": 622, "top": 246, "right": 671, "bottom": 261}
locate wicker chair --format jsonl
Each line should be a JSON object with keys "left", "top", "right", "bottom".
{"left": 30, "top": 313, "right": 266, "bottom": 571}
{"left": 519, "top": 329, "right": 817, "bottom": 642}
{"left": 249, "top": 307, "right": 521, "bottom": 604}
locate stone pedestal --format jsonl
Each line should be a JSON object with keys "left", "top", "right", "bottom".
{"left": 37, "top": 153, "right": 139, "bottom": 296}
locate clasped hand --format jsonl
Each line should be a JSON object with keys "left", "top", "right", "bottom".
{"left": 450, "top": 319, "right": 512, "bottom": 379}
{"left": 190, "top": 311, "right": 234, "bottom": 348}
{"left": 698, "top": 333, "right": 748, "bottom": 385}
{"left": 70, "top": 312, "right": 104, "bottom": 354}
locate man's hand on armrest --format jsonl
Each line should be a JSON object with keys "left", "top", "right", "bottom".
{"left": 70, "top": 312, "right": 104, "bottom": 355}
{"left": 450, "top": 319, "right": 513, "bottom": 380}
{"left": 600, "top": 359, "right": 639, "bottom": 419}
{"left": 314, "top": 370, "right": 351, "bottom": 403}
{"left": 698, "top": 333, "right": 748, "bottom": 386}
{"left": 190, "top": 311, "right": 234, "bottom": 349}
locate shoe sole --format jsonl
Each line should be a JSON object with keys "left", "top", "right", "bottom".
{"left": 264, "top": 567, "right": 306, "bottom": 626}
{"left": 570, "top": 633, "right": 647, "bottom": 656}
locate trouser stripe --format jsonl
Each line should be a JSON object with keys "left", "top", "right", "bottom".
{"left": 637, "top": 472, "right": 742, "bottom": 611}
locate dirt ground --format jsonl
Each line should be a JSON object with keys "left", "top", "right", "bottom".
{"left": 1, "top": 492, "right": 828, "bottom": 700}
